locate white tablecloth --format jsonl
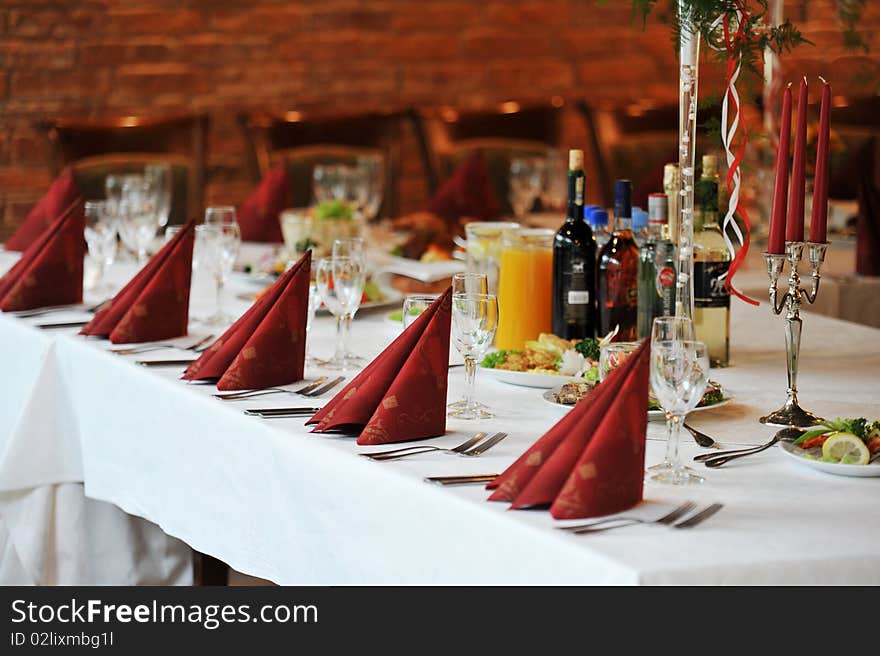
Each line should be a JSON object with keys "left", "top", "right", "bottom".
{"left": 1, "top": 248, "right": 879, "bottom": 585}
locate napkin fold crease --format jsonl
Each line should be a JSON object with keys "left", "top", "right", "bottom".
{"left": 5, "top": 167, "right": 82, "bottom": 252}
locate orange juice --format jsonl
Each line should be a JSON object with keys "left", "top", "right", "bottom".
{"left": 495, "top": 229, "right": 554, "bottom": 350}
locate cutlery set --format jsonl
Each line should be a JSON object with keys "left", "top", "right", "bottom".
{"left": 557, "top": 501, "right": 723, "bottom": 534}
{"left": 214, "top": 376, "right": 343, "bottom": 401}
{"left": 112, "top": 334, "right": 214, "bottom": 356}
{"left": 693, "top": 427, "right": 802, "bottom": 468}
{"left": 361, "top": 432, "right": 508, "bottom": 461}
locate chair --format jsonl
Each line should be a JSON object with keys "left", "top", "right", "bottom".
{"left": 34, "top": 113, "right": 209, "bottom": 225}
{"left": 576, "top": 100, "right": 721, "bottom": 209}
{"left": 412, "top": 102, "right": 565, "bottom": 215}
{"left": 237, "top": 110, "right": 406, "bottom": 218}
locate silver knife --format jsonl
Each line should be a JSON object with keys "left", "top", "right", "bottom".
{"left": 425, "top": 474, "right": 499, "bottom": 486}
{"left": 301, "top": 376, "right": 345, "bottom": 397}
{"left": 244, "top": 407, "right": 322, "bottom": 415}
{"left": 36, "top": 320, "right": 89, "bottom": 329}
{"left": 136, "top": 359, "right": 196, "bottom": 367}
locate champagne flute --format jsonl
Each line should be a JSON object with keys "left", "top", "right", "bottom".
{"left": 448, "top": 273, "right": 489, "bottom": 410}
{"left": 449, "top": 293, "right": 499, "bottom": 420}
{"left": 316, "top": 256, "right": 366, "bottom": 370}
{"left": 196, "top": 216, "right": 241, "bottom": 327}
{"left": 649, "top": 316, "right": 696, "bottom": 473}
{"left": 650, "top": 339, "right": 709, "bottom": 485}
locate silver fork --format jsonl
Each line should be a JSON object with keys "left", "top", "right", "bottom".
{"left": 558, "top": 501, "right": 697, "bottom": 534}
{"left": 673, "top": 503, "right": 723, "bottom": 529}
{"left": 112, "top": 334, "right": 214, "bottom": 356}
{"left": 368, "top": 432, "right": 507, "bottom": 461}
{"left": 362, "top": 433, "right": 488, "bottom": 460}
{"left": 213, "top": 377, "right": 328, "bottom": 400}
{"left": 301, "top": 376, "right": 345, "bottom": 397}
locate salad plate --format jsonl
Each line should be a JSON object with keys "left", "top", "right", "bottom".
{"left": 484, "top": 368, "right": 580, "bottom": 389}
{"left": 541, "top": 384, "right": 733, "bottom": 420}
{"left": 779, "top": 441, "right": 880, "bottom": 477}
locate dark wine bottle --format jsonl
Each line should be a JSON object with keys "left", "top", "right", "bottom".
{"left": 552, "top": 149, "right": 597, "bottom": 339}
{"left": 597, "top": 179, "right": 640, "bottom": 340}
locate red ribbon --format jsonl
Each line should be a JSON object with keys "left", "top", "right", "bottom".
{"left": 720, "top": 5, "right": 760, "bottom": 306}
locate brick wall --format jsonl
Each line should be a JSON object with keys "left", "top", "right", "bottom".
{"left": 1, "top": 0, "right": 878, "bottom": 239}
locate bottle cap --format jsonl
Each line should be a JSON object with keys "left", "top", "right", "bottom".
{"left": 648, "top": 193, "right": 668, "bottom": 224}
{"left": 632, "top": 207, "right": 648, "bottom": 230}
{"left": 613, "top": 179, "right": 632, "bottom": 219}
{"left": 583, "top": 204, "right": 599, "bottom": 222}
{"left": 568, "top": 149, "right": 584, "bottom": 170}
{"left": 591, "top": 209, "right": 608, "bottom": 226}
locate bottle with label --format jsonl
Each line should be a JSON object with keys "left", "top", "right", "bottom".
{"left": 637, "top": 193, "right": 675, "bottom": 338}
{"left": 694, "top": 154, "right": 731, "bottom": 367}
{"left": 552, "top": 149, "right": 597, "bottom": 339}
{"left": 597, "top": 180, "right": 640, "bottom": 341}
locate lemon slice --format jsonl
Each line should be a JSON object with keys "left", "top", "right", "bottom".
{"left": 821, "top": 432, "right": 870, "bottom": 465}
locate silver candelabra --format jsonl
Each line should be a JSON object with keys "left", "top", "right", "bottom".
{"left": 760, "top": 240, "right": 829, "bottom": 427}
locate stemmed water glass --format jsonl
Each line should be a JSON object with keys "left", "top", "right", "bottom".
{"left": 332, "top": 237, "right": 365, "bottom": 263}
{"left": 401, "top": 294, "right": 439, "bottom": 329}
{"left": 649, "top": 316, "right": 697, "bottom": 473}
{"left": 196, "top": 208, "right": 241, "bottom": 327}
{"left": 316, "top": 256, "right": 366, "bottom": 370}
{"left": 83, "top": 201, "right": 117, "bottom": 294}
{"left": 116, "top": 175, "right": 158, "bottom": 266}
{"left": 508, "top": 157, "right": 546, "bottom": 220}
{"left": 305, "top": 280, "right": 321, "bottom": 366}
{"left": 357, "top": 155, "right": 384, "bottom": 221}
{"left": 449, "top": 293, "right": 499, "bottom": 420}
{"left": 650, "top": 339, "right": 710, "bottom": 485}
{"left": 448, "top": 273, "right": 489, "bottom": 411}
{"left": 145, "top": 163, "right": 172, "bottom": 228}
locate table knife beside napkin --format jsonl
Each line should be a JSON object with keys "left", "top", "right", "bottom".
{"left": 136, "top": 359, "right": 197, "bottom": 367}
{"left": 424, "top": 474, "right": 499, "bottom": 486}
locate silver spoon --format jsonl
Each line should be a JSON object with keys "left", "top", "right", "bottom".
{"left": 699, "top": 427, "right": 803, "bottom": 468}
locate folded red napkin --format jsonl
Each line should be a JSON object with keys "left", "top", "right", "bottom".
{"left": 487, "top": 339, "right": 649, "bottom": 519}
{"left": 856, "top": 157, "right": 879, "bottom": 277}
{"left": 307, "top": 287, "right": 452, "bottom": 445}
{"left": 427, "top": 151, "right": 500, "bottom": 227}
{"left": 80, "top": 220, "right": 195, "bottom": 343}
{"left": 238, "top": 167, "right": 290, "bottom": 243}
{"left": 182, "top": 250, "right": 311, "bottom": 389}
{"left": 5, "top": 167, "right": 82, "bottom": 251}
{"left": 0, "top": 198, "right": 85, "bottom": 311}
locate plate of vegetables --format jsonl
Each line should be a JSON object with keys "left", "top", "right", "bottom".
{"left": 480, "top": 333, "right": 607, "bottom": 389}
{"left": 779, "top": 417, "right": 880, "bottom": 477}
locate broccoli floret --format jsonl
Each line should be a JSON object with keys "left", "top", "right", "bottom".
{"left": 574, "top": 338, "right": 600, "bottom": 360}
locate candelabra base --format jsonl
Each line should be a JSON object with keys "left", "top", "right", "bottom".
{"left": 760, "top": 398, "right": 824, "bottom": 428}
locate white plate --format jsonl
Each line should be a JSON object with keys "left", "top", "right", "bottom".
{"left": 483, "top": 367, "right": 578, "bottom": 389}
{"left": 541, "top": 385, "right": 733, "bottom": 420}
{"left": 778, "top": 441, "right": 880, "bottom": 477}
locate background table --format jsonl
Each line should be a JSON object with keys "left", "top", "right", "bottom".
{"left": 2, "top": 246, "right": 879, "bottom": 585}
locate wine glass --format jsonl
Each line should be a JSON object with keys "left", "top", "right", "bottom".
{"left": 649, "top": 316, "right": 697, "bottom": 473}
{"left": 401, "top": 294, "right": 439, "bottom": 329}
{"left": 204, "top": 205, "right": 237, "bottom": 227}
{"left": 650, "top": 339, "right": 709, "bottom": 485}
{"left": 305, "top": 280, "right": 321, "bottom": 366}
{"left": 83, "top": 200, "right": 117, "bottom": 294}
{"left": 145, "top": 163, "right": 172, "bottom": 227}
{"left": 357, "top": 155, "right": 384, "bottom": 221}
{"left": 598, "top": 341, "right": 641, "bottom": 382}
{"left": 332, "top": 237, "right": 366, "bottom": 263}
{"left": 316, "top": 256, "right": 366, "bottom": 370}
{"left": 195, "top": 219, "right": 241, "bottom": 327}
{"left": 508, "top": 157, "right": 546, "bottom": 220}
{"left": 116, "top": 175, "right": 158, "bottom": 266}
{"left": 449, "top": 293, "right": 499, "bottom": 420}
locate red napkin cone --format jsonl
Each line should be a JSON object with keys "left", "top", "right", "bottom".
{"left": 427, "top": 151, "right": 500, "bottom": 227}
{"left": 307, "top": 287, "right": 452, "bottom": 445}
{"left": 5, "top": 167, "right": 82, "bottom": 251}
{"left": 238, "top": 167, "right": 290, "bottom": 243}
{"left": 488, "top": 339, "right": 649, "bottom": 519}
{"left": 182, "top": 250, "right": 311, "bottom": 390}
{"left": 0, "top": 198, "right": 85, "bottom": 311}
{"left": 80, "top": 220, "right": 195, "bottom": 343}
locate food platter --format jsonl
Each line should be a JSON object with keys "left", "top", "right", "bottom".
{"left": 482, "top": 368, "right": 579, "bottom": 389}
{"left": 778, "top": 441, "right": 880, "bottom": 477}
{"left": 541, "top": 385, "right": 733, "bottom": 420}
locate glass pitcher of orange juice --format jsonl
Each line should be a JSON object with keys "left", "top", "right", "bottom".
{"left": 496, "top": 228, "right": 554, "bottom": 350}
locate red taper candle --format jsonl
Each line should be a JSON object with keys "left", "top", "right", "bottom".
{"left": 809, "top": 78, "right": 831, "bottom": 244}
{"left": 768, "top": 84, "right": 792, "bottom": 254}
{"left": 787, "top": 77, "right": 808, "bottom": 242}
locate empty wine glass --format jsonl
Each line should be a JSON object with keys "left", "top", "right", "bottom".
{"left": 204, "top": 205, "right": 237, "bottom": 227}
{"left": 316, "top": 256, "right": 366, "bottom": 370}
{"left": 116, "top": 175, "right": 158, "bottom": 266}
{"left": 195, "top": 218, "right": 241, "bottom": 327}
{"left": 357, "top": 155, "right": 384, "bottom": 221}
{"left": 508, "top": 157, "right": 546, "bottom": 220}
{"left": 650, "top": 339, "right": 709, "bottom": 485}
{"left": 332, "top": 237, "right": 366, "bottom": 263}
{"left": 452, "top": 272, "right": 488, "bottom": 296}
{"left": 449, "top": 293, "right": 499, "bottom": 420}
{"left": 598, "top": 341, "right": 641, "bottom": 382}
{"left": 145, "top": 163, "right": 172, "bottom": 227}
{"left": 649, "top": 316, "right": 697, "bottom": 473}
{"left": 401, "top": 294, "right": 439, "bottom": 329}
{"left": 305, "top": 280, "right": 321, "bottom": 366}
{"left": 83, "top": 200, "right": 117, "bottom": 294}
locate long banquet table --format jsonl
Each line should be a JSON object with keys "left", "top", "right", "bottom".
{"left": 1, "top": 247, "right": 879, "bottom": 585}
